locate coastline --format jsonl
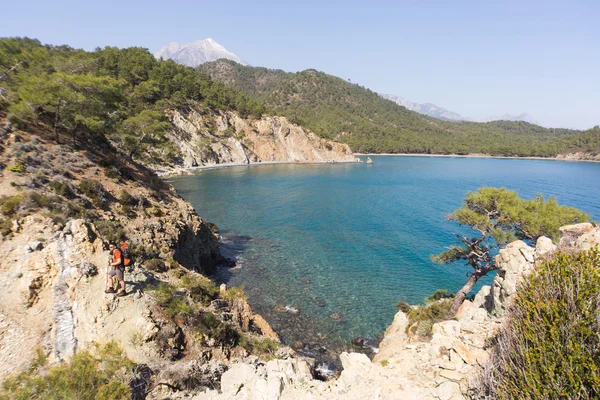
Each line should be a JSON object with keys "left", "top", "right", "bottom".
{"left": 156, "top": 159, "right": 361, "bottom": 177}
{"left": 157, "top": 153, "right": 600, "bottom": 177}
{"left": 353, "top": 152, "right": 600, "bottom": 163}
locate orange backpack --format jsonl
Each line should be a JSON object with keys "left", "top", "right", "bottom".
{"left": 120, "top": 241, "right": 132, "bottom": 267}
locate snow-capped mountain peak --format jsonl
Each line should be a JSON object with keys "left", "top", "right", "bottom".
{"left": 154, "top": 38, "right": 246, "bottom": 67}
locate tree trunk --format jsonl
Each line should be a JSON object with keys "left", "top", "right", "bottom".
{"left": 54, "top": 101, "right": 61, "bottom": 144}
{"left": 128, "top": 131, "right": 147, "bottom": 160}
{"left": 451, "top": 271, "right": 483, "bottom": 314}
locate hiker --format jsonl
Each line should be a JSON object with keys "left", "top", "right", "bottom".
{"left": 105, "top": 243, "right": 127, "bottom": 296}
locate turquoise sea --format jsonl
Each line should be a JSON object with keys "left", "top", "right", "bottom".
{"left": 169, "top": 156, "right": 600, "bottom": 365}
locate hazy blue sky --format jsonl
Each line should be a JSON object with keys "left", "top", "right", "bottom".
{"left": 3, "top": 0, "right": 599, "bottom": 129}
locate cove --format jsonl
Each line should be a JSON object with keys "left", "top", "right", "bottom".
{"left": 168, "top": 156, "right": 600, "bottom": 363}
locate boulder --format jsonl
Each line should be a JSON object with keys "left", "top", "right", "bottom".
{"left": 451, "top": 340, "right": 476, "bottom": 365}
{"left": 489, "top": 241, "right": 535, "bottom": 314}
{"left": 455, "top": 300, "right": 473, "bottom": 322}
{"left": 535, "top": 236, "right": 556, "bottom": 260}
{"left": 472, "top": 285, "right": 491, "bottom": 310}
{"left": 373, "top": 310, "right": 408, "bottom": 363}
{"left": 251, "top": 314, "right": 280, "bottom": 341}
{"left": 432, "top": 320, "right": 461, "bottom": 337}
{"left": 436, "top": 380, "right": 464, "bottom": 400}
{"left": 340, "top": 352, "right": 371, "bottom": 370}
{"left": 439, "top": 369, "right": 464, "bottom": 382}
{"left": 220, "top": 363, "right": 257, "bottom": 395}
{"left": 559, "top": 223, "right": 600, "bottom": 252}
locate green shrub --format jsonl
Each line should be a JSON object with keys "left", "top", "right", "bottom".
{"left": 104, "top": 167, "right": 120, "bottom": 181}
{"left": 28, "top": 192, "right": 62, "bottom": 211}
{"left": 151, "top": 283, "right": 193, "bottom": 316}
{"left": 237, "top": 335, "right": 279, "bottom": 356}
{"left": 145, "top": 258, "right": 165, "bottom": 272}
{"left": 193, "top": 312, "right": 238, "bottom": 347}
{"left": 0, "top": 194, "right": 24, "bottom": 217}
{"left": 0, "top": 218, "right": 13, "bottom": 236}
{"left": 48, "top": 180, "right": 74, "bottom": 198}
{"left": 132, "top": 243, "right": 159, "bottom": 261}
{"left": 425, "top": 289, "right": 454, "bottom": 303}
{"left": 0, "top": 342, "right": 133, "bottom": 400}
{"left": 94, "top": 220, "right": 126, "bottom": 244}
{"left": 7, "top": 164, "right": 25, "bottom": 173}
{"left": 184, "top": 275, "right": 218, "bottom": 306}
{"left": 481, "top": 247, "right": 600, "bottom": 399}
{"left": 221, "top": 285, "right": 246, "bottom": 300}
{"left": 395, "top": 301, "right": 412, "bottom": 313}
{"left": 118, "top": 190, "right": 133, "bottom": 206}
{"left": 78, "top": 179, "right": 105, "bottom": 204}
{"left": 406, "top": 298, "right": 454, "bottom": 338}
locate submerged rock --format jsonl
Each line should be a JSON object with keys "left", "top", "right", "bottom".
{"left": 310, "top": 296, "right": 326, "bottom": 307}
{"left": 330, "top": 312, "right": 346, "bottom": 322}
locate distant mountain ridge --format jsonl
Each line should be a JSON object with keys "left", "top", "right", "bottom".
{"left": 380, "top": 93, "right": 538, "bottom": 125}
{"left": 379, "top": 94, "right": 468, "bottom": 121}
{"left": 154, "top": 38, "right": 246, "bottom": 67}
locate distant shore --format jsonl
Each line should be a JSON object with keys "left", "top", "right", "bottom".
{"left": 156, "top": 159, "right": 361, "bottom": 177}
{"left": 157, "top": 153, "right": 600, "bottom": 176}
{"left": 354, "top": 153, "right": 600, "bottom": 163}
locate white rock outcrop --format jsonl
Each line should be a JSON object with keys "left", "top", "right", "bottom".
{"left": 164, "top": 108, "right": 358, "bottom": 171}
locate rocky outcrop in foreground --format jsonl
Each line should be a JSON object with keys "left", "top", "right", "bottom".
{"left": 160, "top": 108, "right": 358, "bottom": 173}
{"left": 186, "top": 223, "right": 599, "bottom": 400}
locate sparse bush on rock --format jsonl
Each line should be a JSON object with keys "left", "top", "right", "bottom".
{"left": 406, "top": 297, "right": 454, "bottom": 339}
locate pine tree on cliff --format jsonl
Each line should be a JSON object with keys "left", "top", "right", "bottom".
{"left": 432, "top": 187, "right": 589, "bottom": 314}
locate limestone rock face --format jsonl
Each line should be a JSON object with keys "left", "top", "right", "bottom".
{"left": 0, "top": 211, "right": 221, "bottom": 378}
{"left": 489, "top": 240, "right": 535, "bottom": 315}
{"left": 165, "top": 108, "right": 358, "bottom": 171}
{"left": 535, "top": 236, "right": 557, "bottom": 260}
{"left": 559, "top": 223, "right": 600, "bottom": 252}
{"left": 202, "top": 358, "right": 316, "bottom": 400}
{"left": 251, "top": 314, "right": 280, "bottom": 341}
{"left": 373, "top": 309, "right": 409, "bottom": 363}
{"left": 169, "top": 202, "right": 222, "bottom": 275}
{"left": 0, "top": 217, "right": 158, "bottom": 378}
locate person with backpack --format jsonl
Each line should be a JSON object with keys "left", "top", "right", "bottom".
{"left": 105, "top": 243, "right": 127, "bottom": 296}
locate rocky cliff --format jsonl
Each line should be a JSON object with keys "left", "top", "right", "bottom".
{"left": 0, "top": 121, "right": 287, "bottom": 395}
{"left": 184, "top": 223, "right": 599, "bottom": 400}
{"left": 2, "top": 114, "right": 598, "bottom": 399}
{"left": 158, "top": 107, "right": 358, "bottom": 174}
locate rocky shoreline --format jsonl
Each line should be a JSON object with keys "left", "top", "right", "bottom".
{"left": 156, "top": 159, "right": 361, "bottom": 178}
{"left": 186, "top": 222, "right": 599, "bottom": 399}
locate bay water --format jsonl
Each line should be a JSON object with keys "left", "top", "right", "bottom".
{"left": 169, "top": 156, "right": 600, "bottom": 365}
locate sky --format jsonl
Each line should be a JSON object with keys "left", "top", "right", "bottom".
{"left": 3, "top": 0, "right": 599, "bottom": 129}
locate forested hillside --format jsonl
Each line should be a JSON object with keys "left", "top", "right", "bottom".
{"left": 200, "top": 59, "right": 600, "bottom": 157}
{"left": 0, "top": 37, "right": 266, "bottom": 167}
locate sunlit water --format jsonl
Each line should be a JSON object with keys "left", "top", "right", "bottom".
{"left": 169, "top": 156, "right": 600, "bottom": 367}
